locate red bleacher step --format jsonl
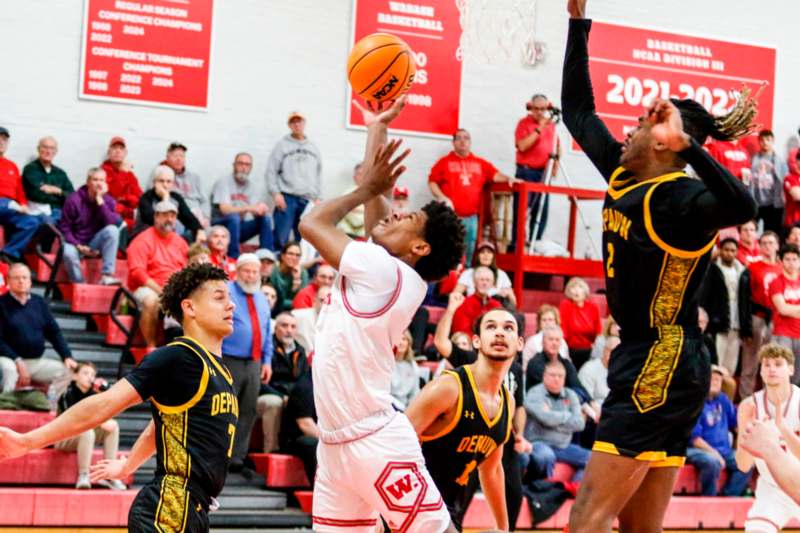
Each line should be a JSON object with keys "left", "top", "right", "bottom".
{"left": 58, "top": 283, "right": 119, "bottom": 313}
{"left": 295, "top": 490, "right": 313, "bottom": 514}
{"left": 0, "top": 410, "right": 55, "bottom": 433}
{"left": 249, "top": 453, "right": 310, "bottom": 488}
{"left": 30, "top": 254, "right": 128, "bottom": 285}
{"left": 0, "top": 487, "right": 136, "bottom": 526}
{"left": 105, "top": 315, "right": 145, "bottom": 347}
{"left": 0, "top": 448, "right": 132, "bottom": 486}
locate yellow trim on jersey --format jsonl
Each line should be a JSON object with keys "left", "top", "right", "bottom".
{"left": 151, "top": 342, "right": 210, "bottom": 415}
{"left": 502, "top": 384, "right": 513, "bottom": 445}
{"left": 465, "top": 366, "right": 504, "bottom": 428}
{"left": 606, "top": 167, "right": 687, "bottom": 201}
{"left": 420, "top": 370, "right": 463, "bottom": 442}
{"left": 643, "top": 179, "right": 718, "bottom": 259}
{"left": 179, "top": 335, "right": 233, "bottom": 385}
{"left": 592, "top": 441, "right": 678, "bottom": 464}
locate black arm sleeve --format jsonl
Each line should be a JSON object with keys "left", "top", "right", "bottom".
{"left": 562, "top": 18, "right": 623, "bottom": 181}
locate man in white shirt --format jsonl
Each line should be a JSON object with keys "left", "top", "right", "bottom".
{"left": 579, "top": 335, "right": 618, "bottom": 406}
{"left": 298, "top": 97, "right": 465, "bottom": 533}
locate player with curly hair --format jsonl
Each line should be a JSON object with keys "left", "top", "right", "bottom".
{"left": 298, "top": 97, "right": 465, "bottom": 532}
{"left": 0, "top": 263, "right": 236, "bottom": 533}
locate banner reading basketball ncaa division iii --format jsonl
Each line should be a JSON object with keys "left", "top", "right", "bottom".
{"left": 347, "top": 0, "right": 462, "bottom": 138}
{"left": 79, "top": 0, "right": 214, "bottom": 111}
{"left": 586, "top": 21, "right": 775, "bottom": 142}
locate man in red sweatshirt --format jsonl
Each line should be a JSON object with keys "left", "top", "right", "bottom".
{"left": 0, "top": 127, "right": 41, "bottom": 261}
{"left": 451, "top": 266, "right": 503, "bottom": 335}
{"left": 101, "top": 137, "right": 142, "bottom": 231}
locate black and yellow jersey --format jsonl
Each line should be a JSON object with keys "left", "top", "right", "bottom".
{"left": 125, "top": 336, "right": 238, "bottom": 524}
{"left": 421, "top": 365, "right": 511, "bottom": 529}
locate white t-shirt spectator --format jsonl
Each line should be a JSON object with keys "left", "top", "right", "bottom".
{"left": 522, "top": 332, "right": 570, "bottom": 370}
{"left": 457, "top": 267, "right": 512, "bottom": 297}
{"left": 578, "top": 358, "right": 609, "bottom": 404}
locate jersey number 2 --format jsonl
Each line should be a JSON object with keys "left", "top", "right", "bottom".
{"left": 606, "top": 243, "right": 615, "bottom": 278}
{"left": 227, "top": 423, "right": 236, "bottom": 458}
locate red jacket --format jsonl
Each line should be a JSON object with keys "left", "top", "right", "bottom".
{"left": 102, "top": 160, "right": 142, "bottom": 228}
{"left": 452, "top": 294, "right": 503, "bottom": 335}
{"left": 0, "top": 158, "right": 25, "bottom": 204}
{"left": 127, "top": 227, "right": 188, "bottom": 291}
{"left": 292, "top": 283, "right": 318, "bottom": 309}
{"left": 559, "top": 298, "right": 601, "bottom": 350}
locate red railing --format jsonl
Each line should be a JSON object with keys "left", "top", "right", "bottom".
{"left": 480, "top": 181, "right": 606, "bottom": 305}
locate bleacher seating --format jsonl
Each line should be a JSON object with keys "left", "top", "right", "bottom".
{"left": 29, "top": 254, "right": 128, "bottom": 286}
{"left": 250, "top": 453, "right": 311, "bottom": 488}
{"left": 59, "top": 283, "right": 120, "bottom": 314}
{"left": 0, "top": 410, "right": 55, "bottom": 433}
{"left": 0, "top": 488, "right": 136, "bottom": 526}
{"left": 0, "top": 448, "right": 132, "bottom": 486}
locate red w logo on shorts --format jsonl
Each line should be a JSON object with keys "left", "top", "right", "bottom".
{"left": 385, "top": 474, "right": 414, "bottom": 500}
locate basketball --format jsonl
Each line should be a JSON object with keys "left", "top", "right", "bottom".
{"left": 347, "top": 32, "right": 416, "bottom": 103}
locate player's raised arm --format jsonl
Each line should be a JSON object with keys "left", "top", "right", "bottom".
{"left": 299, "top": 137, "right": 409, "bottom": 270}
{"left": 561, "top": 0, "right": 623, "bottom": 180}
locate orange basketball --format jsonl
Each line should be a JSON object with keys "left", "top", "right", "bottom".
{"left": 347, "top": 33, "right": 416, "bottom": 103}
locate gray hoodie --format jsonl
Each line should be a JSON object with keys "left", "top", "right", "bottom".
{"left": 524, "top": 383, "right": 585, "bottom": 449}
{"left": 265, "top": 134, "right": 321, "bottom": 200}
{"left": 173, "top": 167, "right": 209, "bottom": 220}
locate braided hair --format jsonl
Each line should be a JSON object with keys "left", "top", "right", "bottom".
{"left": 671, "top": 86, "right": 760, "bottom": 144}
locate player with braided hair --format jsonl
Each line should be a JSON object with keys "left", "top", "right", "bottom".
{"left": 562, "top": 1, "right": 758, "bottom": 532}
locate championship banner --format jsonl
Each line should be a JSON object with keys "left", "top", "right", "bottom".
{"left": 79, "top": 0, "right": 214, "bottom": 111}
{"left": 346, "top": 0, "right": 463, "bottom": 138}
{"left": 582, "top": 21, "right": 776, "bottom": 145}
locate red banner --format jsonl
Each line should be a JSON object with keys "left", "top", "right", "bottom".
{"left": 583, "top": 21, "right": 776, "bottom": 145}
{"left": 346, "top": 0, "right": 462, "bottom": 138}
{"left": 79, "top": 0, "right": 214, "bottom": 111}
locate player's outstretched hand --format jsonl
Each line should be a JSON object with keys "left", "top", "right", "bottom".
{"left": 647, "top": 99, "right": 691, "bottom": 152}
{"left": 362, "top": 138, "right": 411, "bottom": 197}
{"left": 739, "top": 419, "right": 781, "bottom": 459}
{"left": 89, "top": 458, "right": 128, "bottom": 482}
{"left": 567, "top": 0, "right": 587, "bottom": 18}
{"left": 0, "top": 427, "right": 30, "bottom": 460}
{"left": 353, "top": 96, "right": 407, "bottom": 127}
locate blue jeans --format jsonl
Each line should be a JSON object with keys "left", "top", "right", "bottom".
{"left": 273, "top": 194, "right": 308, "bottom": 249}
{"left": 62, "top": 225, "right": 120, "bottom": 283}
{"left": 685, "top": 447, "right": 752, "bottom": 496}
{"left": 528, "top": 441, "right": 590, "bottom": 481}
{"left": 510, "top": 165, "right": 549, "bottom": 249}
{"left": 0, "top": 198, "right": 42, "bottom": 257}
{"left": 460, "top": 215, "right": 478, "bottom": 265}
{"left": 212, "top": 213, "right": 274, "bottom": 258}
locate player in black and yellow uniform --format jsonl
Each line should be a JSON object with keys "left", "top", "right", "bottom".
{"left": 0, "top": 263, "right": 237, "bottom": 533}
{"left": 561, "top": 1, "right": 758, "bottom": 532}
{"left": 407, "top": 308, "right": 521, "bottom": 531}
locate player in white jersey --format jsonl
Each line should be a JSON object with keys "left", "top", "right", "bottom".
{"left": 298, "top": 97, "right": 466, "bottom": 533}
{"left": 736, "top": 343, "right": 800, "bottom": 533}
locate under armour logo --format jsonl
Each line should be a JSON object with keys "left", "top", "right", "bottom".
{"left": 464, "top": 411, "right": 475, "bottom": 420}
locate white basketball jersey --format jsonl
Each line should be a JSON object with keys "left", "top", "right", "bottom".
{"left": 752, "top": 385, "right": 800, "bottom": 487}
{"left": 312, "top": 241, "right": 427, "bottom": 442}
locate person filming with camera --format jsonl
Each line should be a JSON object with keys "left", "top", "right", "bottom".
{"left": 512, "top": 93, "right": 561, "bottom": 250}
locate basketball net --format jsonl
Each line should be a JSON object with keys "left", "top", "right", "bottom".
{"left": 455, "top": 0, "right": 544, "bottom": 67}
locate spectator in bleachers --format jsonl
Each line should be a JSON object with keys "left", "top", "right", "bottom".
{"left": 266, "top": 111, "right": 322, "bottom": 248}
{"left": 134, "top": 165, "right": 205, "bottom": 243}
{"left": 454, "top": 241, "right": 516, "bottom": 308}
{"left": 741, "top": 230, "right": 782, "bottom": 398}
{"left": 163, "top": 141, "right": 209, "bottom": 228}
{"left": 451, "top": 267, "right": 503, "bottom": 335}
{"left": 187, "top": 243, "right": 210, "bottom": 265}
{"left": 706, "top": 137, "right": 752, "bottom": 183}
{"left": 736, "top": 220, "right": 761, "bottom": 266}
{"left": 337, "top": 163, "right": 365, "bottom": 238}
{"left": 59, "top": 167, "right": 122, "bottom": 286}
{"left": 559, "top": 277, "right": 602, "bottom": 370}
{"left": 292, "top": 263, "right": 334, "bottom": 310}
{"left": 525, "top": 326, "right": 589, "bottom": 403}
{"left": 392, "top": 185, "right": 410, "bottom": 214}
{"left": 269, "top": 241, "right": 308, "bottom": 315}
{"left": 390, "top": 330, "right": 420, "bottom": 410}
{"left": 0, "top": 263, "right": 75, "bottom": 392}
{"left": 428, "top": 128, "right": 514, "bottom": 264}
{"left": 0, "top": 127, "right": 41, "bottom": 262}
{"left": 54, "top": 361, "right": 125, "bottom": 490}
{"left": 294, "top": 285, "right": 330, "bottom": 354}
{"left": 221, "top": 253, "right": 273, "bottom": 476}
{"left": 261, "top": 282, "right": 277, "bottom": 312}
{"left": 578, "top": 335, "right": 617, "bottom": 408}
{"left": 701, "top": 237, "right": 750, "bottom": 376}
{"left": 685, "top": 365, "right": 752, "bottom": 496}
{"left": 785, "top": 151, "right": 800, "bottom": 229}
{"left": 787, "top": 223, "right": 800, "bottom": 247}
{"left": 256, "top": 312, "right": 310, "bottom": 453}
{"left": 523, "top": 359, "right": 588, "bottom": 481}
{"left": 21, "top": 136, "right": 74, "bottom": 222}
{"left": 522, "top": 304, "right": 569, "bottom": 370}
{"left": 588, "top": 315, "right": 620, "bottom": 361}
{"left": 101, "top": 136, "right": 142, "bottom": 231}
{"left": 126, "top": 201, "right": 189, "bottom": 348}
{"left": 769, "top": 244, "right": 800, "bottom": 378}
{"left": 256, "top": 248, "right": 277, "bottom": 284}
{"left": 279, "top": 372, "right": 318, "bottom": 486}
{"left": 207, "top": 225, "right": 236, "bottom": 280}
{"left": 513, "top": 94, "right": 559, "bottom": 250}
{"left": 210, "top": 152, "right": 273, "bottom": 257}
{"left": 750, "top": 129, "right": 787, "bottom": 235}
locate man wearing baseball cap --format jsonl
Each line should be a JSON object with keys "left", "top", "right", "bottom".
{"left": 0, "top": 127, "right": 41, "bottom": 261}
{"left": 221, "top": 253, "right": 273, "bottom": 476}
{"left": 265, "top": 111, "right": 322, "bottom": 248}
{"left": 126, "top": 200, "right": 188, "bottom": 348}
{"left": 162, "top": 141, "right": 210, "bottom": 228}
{"left": 101, "top": 136, "right": 142, "bottom": 232}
